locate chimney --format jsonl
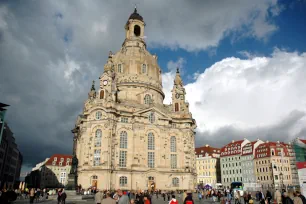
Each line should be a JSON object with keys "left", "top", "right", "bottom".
{"left": 232, "top": 140, "right": 235, "bottom": 143}
{"left": 266, "top": 140, "right": 269, "bottom": 143}
{"left": 205, "top": 144, "right": 209, "bottom": 147}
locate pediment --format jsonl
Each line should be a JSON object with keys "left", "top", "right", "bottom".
{"left": 134, "top": 107, "right": 171, "bottom": 120}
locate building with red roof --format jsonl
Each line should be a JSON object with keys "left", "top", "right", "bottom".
{"left": 220, "top": 138, "right": 250, "bottom": 187}
{"left": 254, "top": 141, "right": 292, "bottom": 189}
{"left": 39, "top": 154, "right": 72, "bottom": 188}
{"left": 241, "top": 140, "right": 264, "bottom": 186}
{"left": 195, "top": 144, "right": 221, "bottom": 186}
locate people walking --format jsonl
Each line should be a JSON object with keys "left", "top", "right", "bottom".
{"left": 102, "top": 192, "right": 116, "bottom": 204}
{"left": 275, "top": 189, "right": 282, "bottom": 204}
{"left": 169, "top": 195, "right": 178, "bottom": 204}
{"left": 266, "top": 190, "right": 272, "bottom": 204}
{"left": 95, "top": 190, "right": 104, "bottom": 204}
{"left": 118, "top": 190, "right": 130, "bottom": 204}
{"left": 60, "top": 189, "right": 67, "bottom": 204}
{"left": 184, "top": 192, "right": 194, "bottom": 204}
{"left": 296, "top": 191, "right": 306, "bottom": 204}
{"left": 29, "top": 188, "right": 35, "bottom": 204}
{"left": 283, "top": 192, "right": 294, "bottom": 204}
{"left": 293, "top": 192, "right": 303, "bottom": 204}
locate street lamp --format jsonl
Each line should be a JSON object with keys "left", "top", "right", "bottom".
{"left": 279, "top": 172, "right": 284, "bottom": 189}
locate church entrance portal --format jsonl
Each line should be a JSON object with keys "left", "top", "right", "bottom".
{"left": 91, "top": 175, "right": 98, "bottom": 188}
{"left": 148, "top": 176, "right": 155, "bottom": 191}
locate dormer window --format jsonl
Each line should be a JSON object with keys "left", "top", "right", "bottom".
{"left": 54, "top": 157, "right": 57, "bottom": 161}
{"left": 118, "top": 64, "right": 123, "bottom": 73}
{"left": 52, "top": 161, "right": 56, "bottom": 165}
{"left": 59, "top": 162, "right": 62, "bottom": 166}
{"left": 60, "top": 158, "right": 64, "bottom": 162}
{"left": 142, "top": 64, "right": 147, "bottom": 74}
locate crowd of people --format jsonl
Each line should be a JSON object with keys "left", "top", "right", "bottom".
{"left": 0, "top": 187, "right": 67, "bottom": 204}
{"left": 92, "top": 189, "right": 195, "bottom": 204}
{"left": 2, "top": 186, "right": 306, "bottom": 204}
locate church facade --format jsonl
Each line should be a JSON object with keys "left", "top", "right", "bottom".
{"left": 72, "top": 8, "right": 197, "bottom": 191}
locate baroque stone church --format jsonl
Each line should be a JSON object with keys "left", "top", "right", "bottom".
{"left": 72, "top": 8, "right": 197, "bottom": 190}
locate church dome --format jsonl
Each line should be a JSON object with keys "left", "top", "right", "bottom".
{"left": 128, "top": 8, "right": 143, "bottom": 22}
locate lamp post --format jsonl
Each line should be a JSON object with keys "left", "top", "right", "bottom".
{"left": 280, "top": 172, "right": 284, "bottom": 190}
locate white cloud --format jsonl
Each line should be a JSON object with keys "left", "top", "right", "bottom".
{"left": 162, "top": 49, "right": 306, "bottom": 146}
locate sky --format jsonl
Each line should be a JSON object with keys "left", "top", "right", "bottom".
{"left": 1, "top": 0, "right": 306, "bottom": 174}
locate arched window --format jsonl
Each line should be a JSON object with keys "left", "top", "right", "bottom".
{"left": 120, "top": 131, "right": 128, "bottom": 149}
{"left": 95, "top": 129, "right": 102, "bottom": 147}
{"left": 175, "top": 103, "right": 179, "bottom": 112}
{"left": 119, "top": 176, "right": 127, "bottom": 186}
{"left": 134, "top": 25, "right": 141, "bottom": 37}
{"left": 100, "top": 90, "right": 104, "bottom": 99}
{"left": 144, "top": 94, "right": 151, "bottom": 104}
{"left": 96, "top": 111, "right": 102, "bottom": 120}
{"left": 170, "top": 136, "right": 176, "bottom": 152}
{"left": 148, "top": 132, "right": 155, "bottom": 150}
{"left": 172, "top": 177, "right": 179, "bottom": 187}
{"left": 148, "top": 112, "right": 155, "bottom": 123}
{"left": 142, "top": 64, "right": 147, "bottom": 74}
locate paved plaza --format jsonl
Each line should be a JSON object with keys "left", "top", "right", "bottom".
{"left": 12, "top": 193, "right": 258, "bottom": 204}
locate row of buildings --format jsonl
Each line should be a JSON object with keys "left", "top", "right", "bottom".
{"left": 195, "top": 138, "right": 306, "bottom": 191}
{"left": 0, "top": 102, "right": 23, "bottom": 189}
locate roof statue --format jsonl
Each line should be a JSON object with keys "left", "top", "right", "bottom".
{"left": 174, "top": 67, "right": 183, "bottom": 86}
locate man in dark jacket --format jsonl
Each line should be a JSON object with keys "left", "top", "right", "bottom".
{"left": 184, "top": 193, "right": 194, "bottom": 204}
{"left": 282, "top": 192, "right": 293, "bottom": 204}
{"left": 60, "top": 189, "right": 67, "bottom": 204}
{"left": 296, "top": 191, "right": 306, "bottom": 204}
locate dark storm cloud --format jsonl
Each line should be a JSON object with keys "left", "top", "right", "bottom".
{"left": 0, "top": 0, "right": 282, "bottom": 169}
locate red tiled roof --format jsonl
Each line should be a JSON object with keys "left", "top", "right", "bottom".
{"left": 254, "top": 142, "right": 289, "bottom": 159}
{"left": 220, "top": 140, "right": 244, "bottom": 157}
{"left": 195, "top": 145, "right": 220, "bottom": 158}
{"left": 300, "top": 139, "right": 306, "bottom": 144}
{"left": 45, "top": 154, "right": 72, "bottom": 167}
